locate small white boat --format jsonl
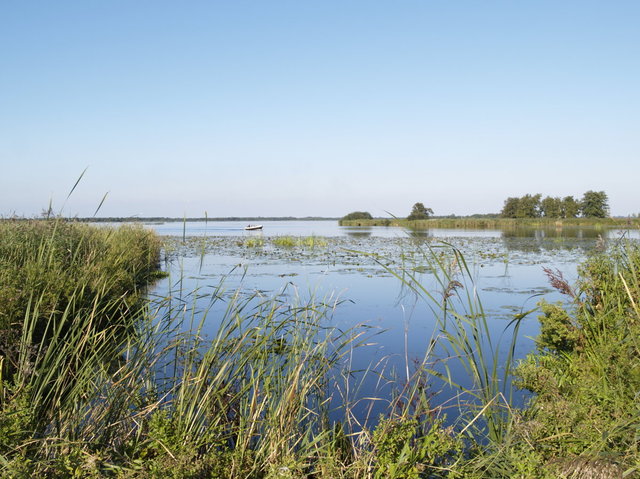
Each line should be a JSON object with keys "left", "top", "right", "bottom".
{"left": 244, "top": 224, "right": 263, "bottom": 231}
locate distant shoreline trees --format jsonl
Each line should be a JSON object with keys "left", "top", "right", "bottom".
{"left": 500, "top": 191, "right": 609, "bottom": 219}
{"left": 407, "top": 202, "right": 434, "bottom": 220}
{"left": 341, "top": 211, "right": 373, "bottom": 221}
{"left": 580, "top": 191, "right": 610, "bottom": 218}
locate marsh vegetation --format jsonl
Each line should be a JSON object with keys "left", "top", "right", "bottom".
{"left": 1, "top": 219, "right": 638, "bottom": 477}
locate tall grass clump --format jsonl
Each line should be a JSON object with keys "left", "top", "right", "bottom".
{"left": 365, "top": 242, "right": 523, "bottom": 437}
{"left": 127, "top": 288, "right": 359, "bottom": 478}
{"left": 120, "top": 283, "right": 469, "bottom": 478}
{"left": 0, "top": 218, "right": 163, "bottom": 370}
{"left": 299, "top": 235, "right": 328, "bottom": 248}
{"left": 244, "top": 236, "right": 265, "bottom": 248}
{"left": 272, "top": 235, "right": 297, "bottom": 248}
{"left": 0, "top": 218, "right": 163, "bottom": 472}
{"left": 272, "top": 236, "right": 328, "bottom": 249}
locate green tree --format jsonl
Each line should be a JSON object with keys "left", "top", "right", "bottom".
{"left": 501, "top": 197, "right": 520, "bottom": 218}
{"left": 561, "top": 196, "right": 580, "bottom": 218}
{"left": 540, "top": 196, "right": 562, "bottom": 218}
{"left": 407, "top": 202, "right": 433, "bottom": 220}
{"left": 580, "top": 190, "right": 609, "bottom": 218}
{"left": 516, "top": 194, "right": 542, "bottom": 218}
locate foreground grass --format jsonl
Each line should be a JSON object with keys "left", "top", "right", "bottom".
{"left": 0, "top": 219, "right": 163, "bottom": 378}
{"left": 509, "top": 244, "right": 640, "bottom": 477}
{"left": 0, "top": 219, "right": 164, "bottom": 470}
{"left": 0, "top": 220, "right": 464, "bottom": 477}
{"left": 1, "top": 220, "right": 638, "bottom": 477}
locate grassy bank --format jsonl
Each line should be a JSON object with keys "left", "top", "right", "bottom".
{"left": 0, "top": 219, "right": 163, "bottom": 373}
{"left": 507, "top": 244, "right": 640, "bottom": 477}
{"left": 1, "top": 220, "right": 638, "bottom": 477}
{"left": 0, "top": 219, "right": 164, "bottom": 475}
{"left": 339, "top": 217, "right": 640, "bottom": 229}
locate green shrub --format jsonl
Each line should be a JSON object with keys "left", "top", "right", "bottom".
{"left": 371, "top": 416, "right": 463, "bottom": 479}
{"left": 536, "top": 300, "right": 583, "bottom": 353}
{"left": 511, "top": 243, "right": 640, "bottom": 474}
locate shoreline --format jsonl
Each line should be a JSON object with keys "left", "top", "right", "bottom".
{"left": 339, "top": 217, "right": 640, "bottom": 228}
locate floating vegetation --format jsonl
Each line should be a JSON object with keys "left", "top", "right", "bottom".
{"left": 244, "top": 236, "right": 265, "bottom": 248}
{"left": 272, "top": 235, "right": 297, "bottom": 247}
{"left": 162, "top": 234, "right": 593, "bottom": 271}
{"left": 272, "top": 235, "right": 328, "bottom": 248}
{"left": 298, "top": 235, "right": 328, "bottom": 248}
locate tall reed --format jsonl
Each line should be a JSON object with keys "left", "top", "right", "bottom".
{"left": 353, "top": 240, "right": 532, "bottom": 445}
{"left": 0, "top": 219, "right": 162, "bottom": 471}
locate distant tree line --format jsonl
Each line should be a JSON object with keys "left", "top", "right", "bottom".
{"left": 501, "top": 191, "right": 609, "bottom": 219}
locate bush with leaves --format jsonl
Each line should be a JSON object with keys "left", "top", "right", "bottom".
{"left": 512, "top": 243, "right": 640, "bottom": 476}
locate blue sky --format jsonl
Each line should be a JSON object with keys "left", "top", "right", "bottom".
{"left": 1, "top": 1, "right": 638, "bottom": 217}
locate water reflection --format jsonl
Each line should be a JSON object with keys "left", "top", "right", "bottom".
{"left": 501, "top": 226, "right": 603, "bottom": 239}
{"left": 498, "top": 226, "right": 638, "bottom": 253}
{"left": 344, "top": 228, "right": 372, "bottom": 238}
{"left": 101, "top": 219, "right": 640, "bottom": 244}
{"left": 405, "top": 228, "right": 432, "bottom": 238}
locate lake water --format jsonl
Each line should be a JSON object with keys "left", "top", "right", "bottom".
{"left": 140, "top": 220, "right": 638, "bottom": 421}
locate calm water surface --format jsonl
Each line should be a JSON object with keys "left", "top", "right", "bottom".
{"left": 141, "top": 220, "right": 637, "bottom": 420}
